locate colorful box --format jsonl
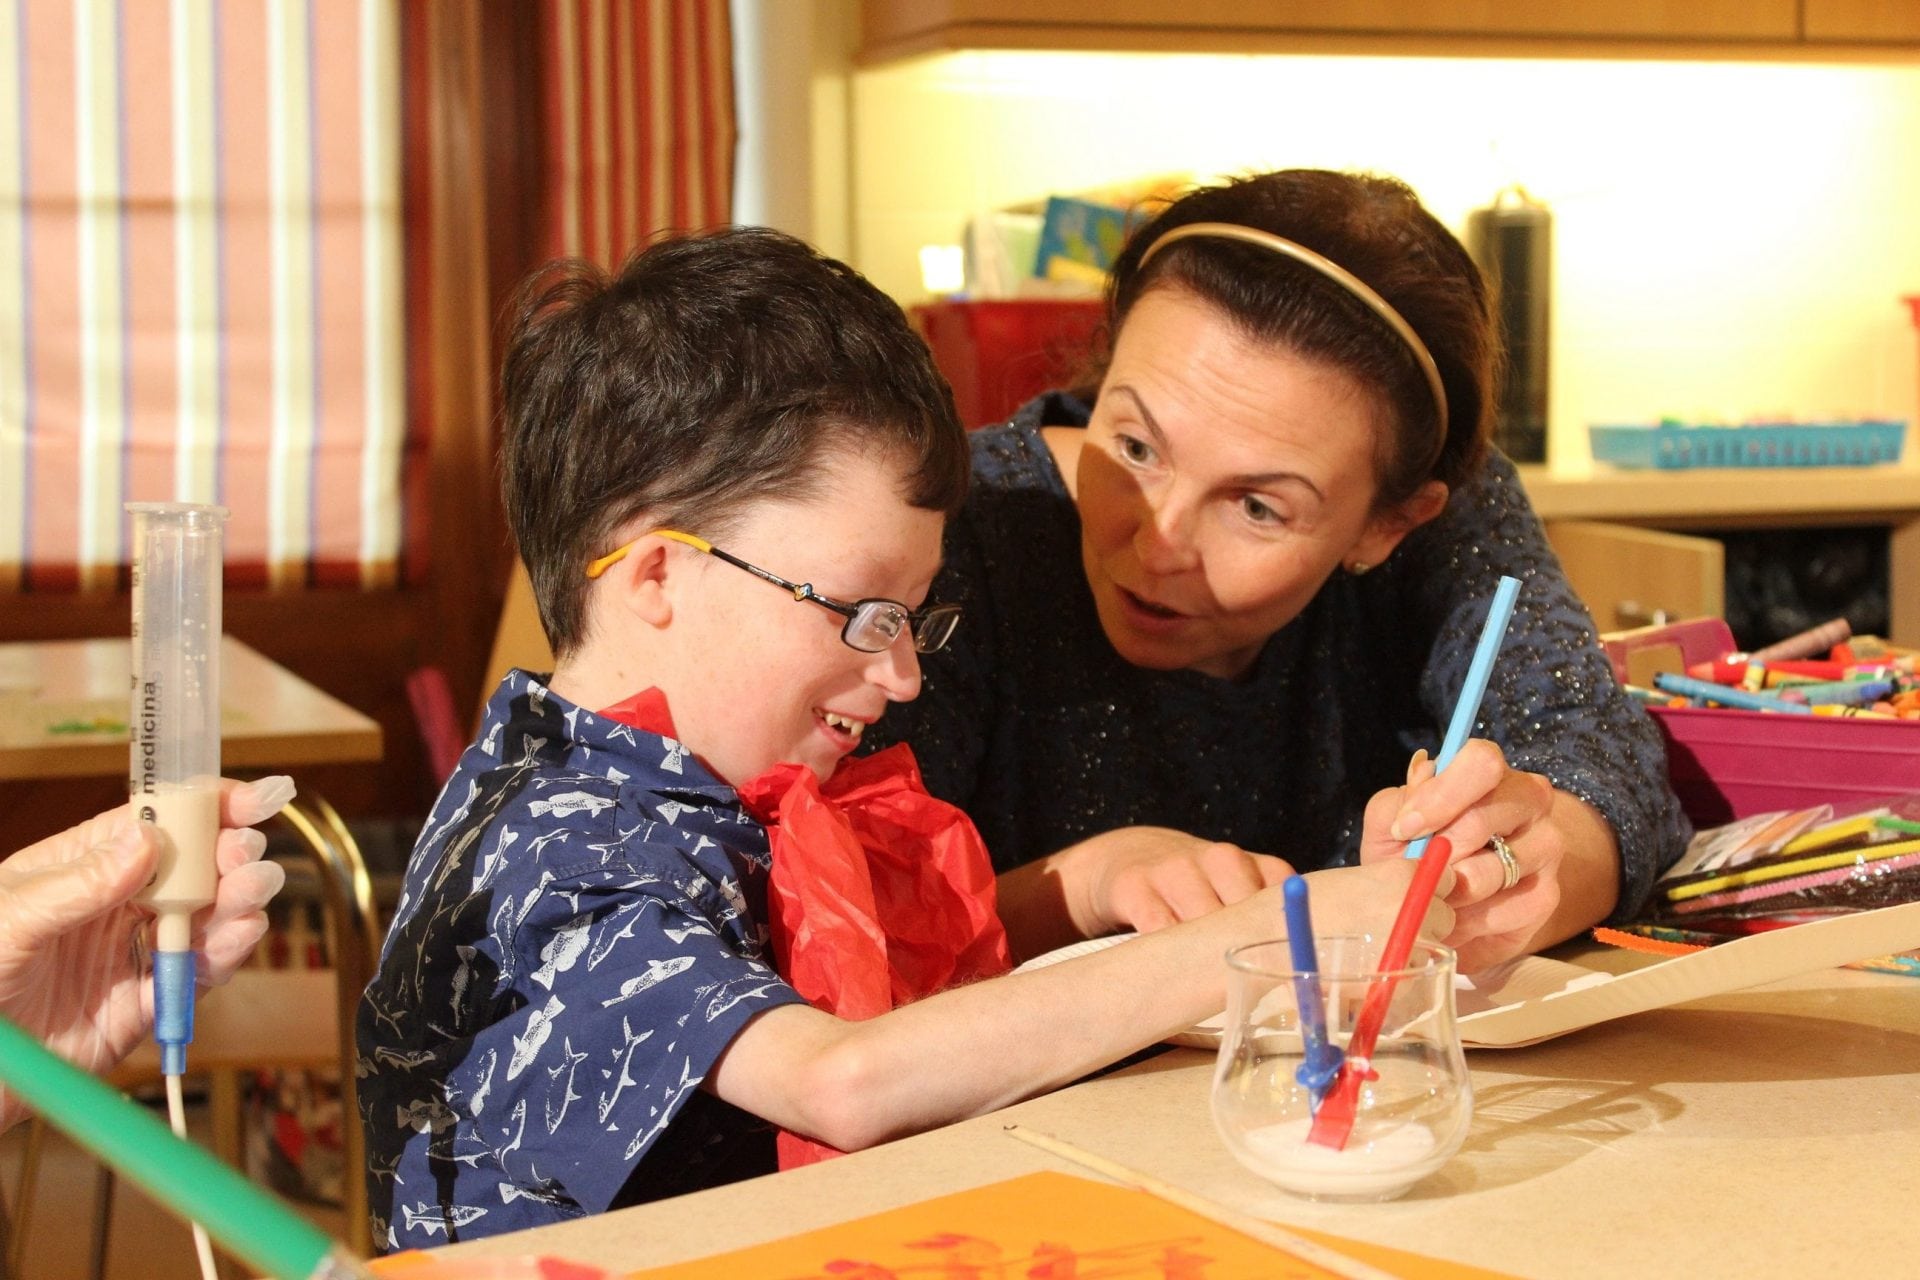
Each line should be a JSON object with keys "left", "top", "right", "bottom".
{"left": 1650, "top": 703, "right": 1920, "bottom": 825}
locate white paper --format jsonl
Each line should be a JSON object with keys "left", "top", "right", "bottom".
{"left": 1011, "top": 899, "right": 1920, "bottom": 1051}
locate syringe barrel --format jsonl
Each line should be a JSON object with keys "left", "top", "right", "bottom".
{"left": 128, "top": 503, "right": 227, "bottom": 948}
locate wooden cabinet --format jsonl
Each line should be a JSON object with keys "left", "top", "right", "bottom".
{"left": 858, "top": 0, "right": 1918, "bottom": 63}
{"left": 1805, "top": 0, "right": 1920, "bottom": 43}
{"left": 1545, "top": 521, "right": 1724, "bottom": 632}
{"left": 1523, "top": 466, "right": 1920, "bottom": 647}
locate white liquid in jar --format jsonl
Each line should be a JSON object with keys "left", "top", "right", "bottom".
{"left": 135, "top": 780, "right": 221, "bottom": 952}
{"left": 1239, "top": 1117, "right": 1438, "bottom": 1198}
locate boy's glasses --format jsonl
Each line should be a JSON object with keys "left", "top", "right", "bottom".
{"left": 585, "top": 529, "right": 962, "bottom": 655}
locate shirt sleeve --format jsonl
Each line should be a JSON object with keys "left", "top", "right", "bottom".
{"left": 1393, "top": 453, "right": 1692, "bottom": 918}
{"left": 446, "top": 866, "right": 807, "bottom": 1215}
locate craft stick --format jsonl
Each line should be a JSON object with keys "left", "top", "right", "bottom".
{"left": 1001, "top": 1125, "right": 1399, "bottom": 1280}
{"left": 1405, "top": 575, "right": 1522, "bottom": 860}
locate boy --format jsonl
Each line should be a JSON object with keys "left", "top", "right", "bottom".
{"left": 357, "top": 228, "right": 1438, "bottom": 1251}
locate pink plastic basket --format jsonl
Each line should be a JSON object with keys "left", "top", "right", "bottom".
{"left": 1650, "top": 704, "right": 1920, "bottom": 825}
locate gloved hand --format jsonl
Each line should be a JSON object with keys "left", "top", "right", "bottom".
{"left": 0, "top": 776, "right": 294, "bottom": 1130}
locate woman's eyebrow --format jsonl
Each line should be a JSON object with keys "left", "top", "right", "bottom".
{"left": 1238, "top": 469, "right": 1324, "bottom": 503}
{"left": 1112, "top": 386, "right": 1171, "bottom": 454}
{"left": 1111, "top": 384, "right": 1324, "bottom": 502}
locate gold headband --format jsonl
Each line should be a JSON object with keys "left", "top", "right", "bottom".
{"left": 1137, "top": 221, "right": 1450, "bottom": 465}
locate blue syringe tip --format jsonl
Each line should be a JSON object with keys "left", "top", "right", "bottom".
{"left": 152, "top": 950, "right": 197, "bottom": 1077}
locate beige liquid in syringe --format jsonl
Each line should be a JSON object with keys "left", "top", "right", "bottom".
{"left": 136, "top": 781, "right": 221, "bottom": 952}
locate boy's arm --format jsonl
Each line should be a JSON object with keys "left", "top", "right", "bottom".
{"left": 705, "top": 859, "right": 1448, "bottom": 1154}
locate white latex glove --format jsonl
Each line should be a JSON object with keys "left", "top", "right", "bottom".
{"left": 0, "top": 776, "right": 294, "bottom": 1129}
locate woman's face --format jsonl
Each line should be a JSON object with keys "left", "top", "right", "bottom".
{"left": 1076, "top": 287, "right": 1437, "bottom": 680}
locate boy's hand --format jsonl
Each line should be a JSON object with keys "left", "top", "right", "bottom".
{"left": 1289, "top": 858, "right": 1455, "bottom": 944}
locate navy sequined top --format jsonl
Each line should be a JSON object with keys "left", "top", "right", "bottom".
{"left": 861, "top": 393, "right": 1690, "bottom": 919}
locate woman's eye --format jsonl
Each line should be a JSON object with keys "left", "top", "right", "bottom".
{"left": 1116, "top": 435, "right": 1155, "bottom": 465}
{"left": 1240, "top": 495, "right": 1280, "bottom": 524}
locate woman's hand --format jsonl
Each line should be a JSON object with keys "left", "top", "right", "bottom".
{"left": 0, "top": 776, "right": 294, "bottom": 1130}
{"left": 1359, "top": 741, "right": 1620, "bottom": 972}
{"left": 996, "top": 826, "right": 1294, "bottom": 960}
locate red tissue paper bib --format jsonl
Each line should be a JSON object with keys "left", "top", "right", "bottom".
{"left": 597, "top": 690, "right": 1011, "bottom": 1172}
{"left": 598, "top": 687, "right": 679, "bottom": 738}
{"left": 739, "top": 744, "right": 1011, "bottom": 1170}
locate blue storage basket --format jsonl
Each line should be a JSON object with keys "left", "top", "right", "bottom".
{"left": 1588, "top": 419, "right": 1908, "bottom": 470}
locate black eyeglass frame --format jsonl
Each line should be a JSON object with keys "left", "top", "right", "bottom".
{"left": 584, "top": 528, "right": 960, "bottom": 655}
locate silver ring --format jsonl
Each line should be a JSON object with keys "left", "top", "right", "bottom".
{"left": 1489, "top": 833, "right": 1521, "bottom": 891}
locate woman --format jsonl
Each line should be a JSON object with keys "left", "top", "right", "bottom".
{"left": 865, "top": 170, "right": 1689, "bottom": 972}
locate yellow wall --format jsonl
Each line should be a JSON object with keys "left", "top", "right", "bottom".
{"left": 848, "top": 51, "right": 1920, "bottom": 465}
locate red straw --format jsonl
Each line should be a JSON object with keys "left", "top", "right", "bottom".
{"left": 1306, "top": 836, "right": 1453, "bottom": 1150}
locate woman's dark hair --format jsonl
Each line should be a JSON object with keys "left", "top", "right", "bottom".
{"left": 501, "top": 226, "right": 967, "bottom": 655}
{"left": 1104, "top": 170, "right": 1498, "bottom": 506}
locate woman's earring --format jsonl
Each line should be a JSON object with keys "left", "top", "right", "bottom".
{"left": 1347, "top": 561, "right": 1372, "bottom": 576}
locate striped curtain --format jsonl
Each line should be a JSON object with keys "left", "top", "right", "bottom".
{"left": 540, "top": 0, "right": 734, "bottom": 268}
{"left": 0, "top": 0, "right": 407, "bottom": 591}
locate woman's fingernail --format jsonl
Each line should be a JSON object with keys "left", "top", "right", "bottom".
{"left": 231, "top": 828, "right": 269, "bottom": 862}
{"left": 233, "top": 775, "right": 297, "bottom": 822}
{"left": 1390, "top": 810, "right": 1427, "bottom": 841}
{"left": 1406, "top": 750, "right": 1428, "bottom": 784}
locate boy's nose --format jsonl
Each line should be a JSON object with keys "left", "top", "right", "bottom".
{"left": 868, "top": 635, "right": 923, "bottom": 703}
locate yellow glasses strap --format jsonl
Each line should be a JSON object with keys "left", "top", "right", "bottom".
{"left": 583, "top": 528, "right": 713, "bottom": 579}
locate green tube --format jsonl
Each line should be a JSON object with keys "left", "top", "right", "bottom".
{"left": 0, "top": 1015, "right": 370, "bottom": 1280}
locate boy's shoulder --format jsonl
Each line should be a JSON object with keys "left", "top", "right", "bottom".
{"left": 414, "top": 671, "right": 769, "bottom": 887}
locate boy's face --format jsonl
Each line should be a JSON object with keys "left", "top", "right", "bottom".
{"left": 660, "top": 447, "right": 945, "bottom": 786}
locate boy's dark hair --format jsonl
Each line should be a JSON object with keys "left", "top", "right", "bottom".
{"left": 501, "top": 227, "right": 967, "bottom": 656}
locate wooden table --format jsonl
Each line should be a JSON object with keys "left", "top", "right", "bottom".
{"left": 427, "top": 953, "right": 1920, "bottom": 1279}
{"left": 0, "top": 635, "right": 382, "bottom": 780}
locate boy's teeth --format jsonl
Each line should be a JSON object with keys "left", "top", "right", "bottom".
{"left": 821, "top": 711, "right": 864, "bottom": 738}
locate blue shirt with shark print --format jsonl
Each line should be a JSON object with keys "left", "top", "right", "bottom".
{"left": 356, "top": 670, "right": 808, "bottom": 1251}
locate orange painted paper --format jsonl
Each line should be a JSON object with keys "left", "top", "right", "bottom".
{"left": 620, "top": 1171, "right": 1515, "bottom": 1280}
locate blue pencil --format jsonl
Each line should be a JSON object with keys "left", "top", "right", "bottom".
{"left": 1282, "top": 876, "right": 1342, "bottom": 1109}
{"left": 1652, "top": 671, "right": 1814, "bottom": 714}
{"left": 1405, "top": 575, "right": 1524, "bottom": 860}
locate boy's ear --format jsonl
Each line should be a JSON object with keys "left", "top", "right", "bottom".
{"left": 602, "top": 536, "right": 675, "bottom": 629}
